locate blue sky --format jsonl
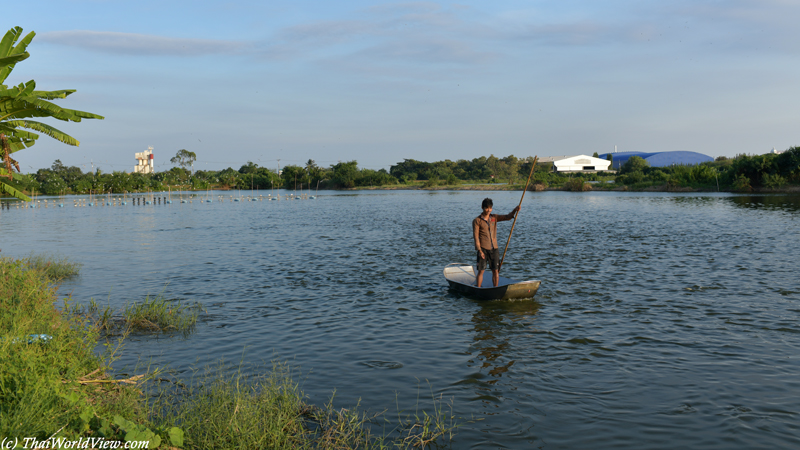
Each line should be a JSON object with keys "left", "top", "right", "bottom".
{"left": 7, "top": 0, "right": 800, "bottom": 173}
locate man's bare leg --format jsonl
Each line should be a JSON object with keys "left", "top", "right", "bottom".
{"left": 492, "top": 269, "right": 500, "bottom": 287}
{"left": 476, "top": 269, "right": 484, "bottom": 287}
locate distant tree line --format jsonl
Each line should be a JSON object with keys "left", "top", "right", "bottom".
{"left": 614, "top": 146, "right": 800, "bottom": 191}
{"left": 6, "top": 154, "right": 543, "bottom": 195}
{"left": 5, "top": 147, "right": 799, "bottom": 196}
{"left": 5, "top": 158, "right": 401, "bottom": 195}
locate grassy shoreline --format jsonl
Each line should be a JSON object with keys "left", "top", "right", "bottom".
{"left": 350, "top": 182, "right": 800, "bottom": 194}
{"left": 1, "top": 256, "right": 457, "bottom": 449}
{"left": 4, "top": 180, "right": 800, "bottom": 201}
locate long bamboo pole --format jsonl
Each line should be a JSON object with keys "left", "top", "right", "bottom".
{"left": 499, "top": 156, "right": 538, "bottom": 271}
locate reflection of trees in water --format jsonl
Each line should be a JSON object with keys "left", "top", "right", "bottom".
{"left": 728, "top": 194, "right": 800, "bottom": 212}
{"left": 468, "top": 300, "right": 540, "bottom": 384}
{"left": 666, "top": 194, "right": 800, "bottom": 212}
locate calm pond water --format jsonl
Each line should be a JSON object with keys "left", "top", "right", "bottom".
{"left": 3, "top": 190, "right": 800, "bottom": 449}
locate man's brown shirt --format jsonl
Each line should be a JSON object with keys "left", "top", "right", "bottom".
{"left": 472, "top": 212, "right": 515, "bottom": 251}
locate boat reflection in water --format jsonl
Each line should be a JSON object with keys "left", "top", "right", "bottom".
{"left": 457, "top": 296, "right": 544, "bottom": 449}
{"left": 469, "top": 299, "right": 541, "bottom": 382}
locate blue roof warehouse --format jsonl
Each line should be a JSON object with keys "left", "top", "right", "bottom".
{"left": 597, "top": 151, "right": 714, "bottom": 169}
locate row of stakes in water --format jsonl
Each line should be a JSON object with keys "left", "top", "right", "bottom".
{"left": 0, "top": 193, "right": 316, "bottom": 210}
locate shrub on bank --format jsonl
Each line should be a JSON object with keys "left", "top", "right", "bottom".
{"left": 17, "top": 253, "right": 82, "bottom": 280}
{"left": 564, "top": 178, "right": 591, "bottom": 192}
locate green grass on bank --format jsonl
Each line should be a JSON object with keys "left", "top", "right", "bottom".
{"left": 0, "top": 256, "right": 146, "bottom": 442}
{"left": 150, "top": 363, "right": 458, "bottom": 449}
{"left": 123, "top": 295, "right": 201, "bottom": 334}
{"left": 74, "top": 295, "right": 203, "bottom": 335}
{"left": 17, "top": 253, "right": 82, "bottom": 280}
{"left": 1, "top": 256, "right": 459, "bottom": 449}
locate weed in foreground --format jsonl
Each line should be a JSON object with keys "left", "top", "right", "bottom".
{"left": 69, "top": 294, "right": 203, "bottom": 335}
{"left": 123, "top": 294, "right": 202, "bottom": 334}
{"left": 19, "top": 252, "right": 82, "bottom": 280}
{"left": 148, "top": 362, "right": 460, "bottom": 449}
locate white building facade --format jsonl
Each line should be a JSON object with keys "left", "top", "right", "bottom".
{"left": 538, "top": 155, "right": 612, "bottom": 172}
{"left": 134, "top": 146, "right": 154, "bottom": 174}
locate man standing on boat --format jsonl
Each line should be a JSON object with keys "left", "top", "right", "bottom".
{"left": 473, "top": 198, "right": 520, "bottom": 287}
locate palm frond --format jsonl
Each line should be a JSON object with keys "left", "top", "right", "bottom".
{"left": 0, "top": 81, "right": 35, "bottom": 98}
{"left": 0, "top": 169, "right": 28, "bottom": 181}
{"left": 7, "top": 120, "right": 78, "bottom": 146}
{"left": 55, "top": 107, "right": 104, "bottom": 120}
{"left": 0, "top": 26, "right": 102, "bottom": 179}
{"left": 0, "top": 97, "right": 68, "bottom": 121}
{"left": 0, "top": 180, "right": 31, "bottom": 201}
{"left": 32, "top": 89, "right": 75, "bottom": 100}
{"left": 1, "top": 107, "right": 60, "bottom": 121}
{"left": 0, "top": 52, "right": 29, "bottom": 68}
{"left": 0, "top": 167, "right": 24, "bottom": 180}
{"left": 18, "top": 97, "right": 85, "bottom": 122}
{"left": 0, "top": 128, "right": 37, "bottom": 152}
{"left": 10, "top": 29, "right": 35, "bottom": 56}
{"left": 0, "top": 27, "right": 35, "bottom": 84}
{"left": 0, "top": 125, "right": 39, "bottom": 140}
{"left": 17, "top": 80, "right": 36, "bottom": 96}
{"left": 0, "top": 97, "right": 18, "bottom": 109}
{"left": 8, "top": 139, "right": 34, "bottom": 152}
{"left": 0, "top": 84, "right": 26, "bottom": 99}
{"left": 0, "top": 27, "right": 23, "bottom": 57}
{"left": 12, "top": 95, "right": 104, "bottom": 121}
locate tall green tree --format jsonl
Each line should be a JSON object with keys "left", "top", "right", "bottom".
{"left": 0, "top": 26, "right": 104, "bottom": 201}
{"left": 170, "top": 149, "right": 197, "bottom": 173}
{"left": 776, "top": 146, "right": 800, "bottom": 181}
{"left": 619, "top": 156, "right": 649, "bottom": 174}
{"left": 281, "top": 165, "right": 308, "bottom": 190}
{"left": 331, "top": 161, "right": 359, "bottom": 188}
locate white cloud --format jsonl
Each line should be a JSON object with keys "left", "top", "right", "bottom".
{"left": 259, "top": 3, "right": 494, "bottom": 66}
{"left": 38, "top": 30, "right": 248, "bottom": 56}
{"left": 658, "top": 0, "right": 800, "bottom": 53}
{"left": 279, "top": 20, "right": 376, "bottom": 45}
{"left": 357, "top": 38, "right": 496, "bottom": 64}
{"left": 509, "top": 21, "right": 612, "bottom": 46}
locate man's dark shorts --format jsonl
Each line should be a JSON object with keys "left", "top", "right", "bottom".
{"left": 476, "top": 248, "right": 500, "bottom": 272}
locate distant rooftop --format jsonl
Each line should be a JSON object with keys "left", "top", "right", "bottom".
{"left": 596, "top": 151, "right": 713, "bottom": 169}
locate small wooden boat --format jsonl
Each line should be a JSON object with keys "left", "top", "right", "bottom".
{"left": 443, "top": 263, "right": 541, "bottom": 300}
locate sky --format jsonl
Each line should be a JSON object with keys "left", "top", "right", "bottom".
{"left": 6, "top": 0, "right": 800, "bottom": 173}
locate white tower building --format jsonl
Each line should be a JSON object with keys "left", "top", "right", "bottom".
{"left": 134, "top": 146, "right": 154, "bottom": 174}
